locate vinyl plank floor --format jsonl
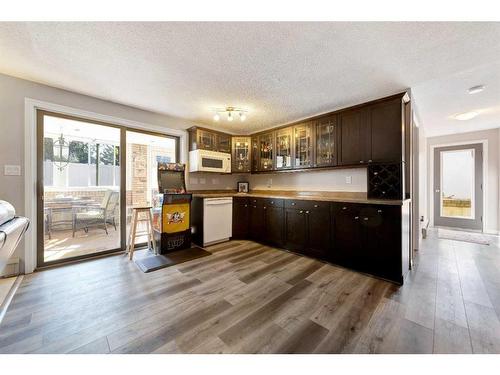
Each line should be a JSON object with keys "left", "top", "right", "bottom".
{"left": 1, "top": 231, "right": 500, "bottom": 354}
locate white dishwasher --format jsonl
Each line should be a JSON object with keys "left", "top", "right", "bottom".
{"left": 203, "top": 197, "right": 233, "bottom": 246}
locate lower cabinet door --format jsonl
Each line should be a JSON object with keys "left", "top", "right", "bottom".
{"left": 331, "top": 204, "right": 363, "bottom": 268}
{"left": 360, "top": 205, "right": 402, "bottom": 282}
{"left": 232, "top": 201, "right": 249, "bottom": 239}
{"left": 305, "top": 209, "right": 330, "bottom": 260}
{"left": 249, "top": 204, "right": 265, "bottom": 241}
{"left": 284, "top": 208, "right": 307, "bottom": 252}
{"left": 264, "top": 206, "right": 284, "bottom": 247}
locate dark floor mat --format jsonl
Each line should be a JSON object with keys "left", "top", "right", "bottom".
{"left": 135, "top": 247, "right": 211, "bottom": 273}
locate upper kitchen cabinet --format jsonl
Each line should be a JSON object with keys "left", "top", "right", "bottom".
{"left": 251, "top": 136, "right": 260, "bottom": 172}
{"left": 293, "top": 122, "right": 313, "bottom": 169}
{"left": 275, "top": 127, "right": 293, "bottom": 170}
{"left": 338, "top": 108, "right": 370, "bottom": 166}
{"left": 258, "top": 132, "right": 275, "bottom": 171}
{"left": 232, "top": 136, "right": 252, "bottom": 173}
{"left": 217, "top": 133, "right": 232, "bottom": 154}
{"left": 188, "top": 127, "right": 231, "bottom": 153}
{"left": 369, "top": 98, "right": 403, "bottom": 163}
{"left": 315, "top": 115, "right": 337, "bottom": 167}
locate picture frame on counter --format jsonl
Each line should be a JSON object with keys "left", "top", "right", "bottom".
{"left": 237, "top": 181, "right": 249, "bottom": 193}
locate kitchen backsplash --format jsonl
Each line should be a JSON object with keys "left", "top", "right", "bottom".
{"left": 187, "top": 168, "right": 367, "bottom": 192}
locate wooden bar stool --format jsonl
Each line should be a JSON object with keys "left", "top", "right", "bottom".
{"left": 128, "top": 206, "right": 156, "bottom": 260}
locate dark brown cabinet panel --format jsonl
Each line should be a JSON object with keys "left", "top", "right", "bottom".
{"left": 338, "top": 108, "right": 370, "bottom": 166}
{"left": 232, "top": 198, "right": 249, "bottom": 239}
{"left": 331, "top": 204, "right": 363, "bottom": 267}
{"left": 370, "top": 98, "right": 402, "bottom": 163}
{"left": 315, "top": 116, "right": 337, "bottom": 167}
{"left": 284, "top": 208, "right": 307, "bottom": 251}
{"left": 264, "top": 205, "right": 284, "bottom": 247}
{"left": 249, "top": 202, "right": 265, "bottom": 241}
{"left": 304, "top": 207, "right": 330, "bottom": 259}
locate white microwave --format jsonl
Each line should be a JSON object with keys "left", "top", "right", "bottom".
{"left": 189, "top": 149, "right": 231, "bottom": 173}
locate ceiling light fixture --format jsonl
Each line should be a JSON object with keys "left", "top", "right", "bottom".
{"left": 468, "top": 85, "right": 485, "bottom": 94}
{"left": 453, "top": 111, "right": 479, "bottom": 121}
{"left": 212, "top": 106, "right": 249, "bottom": 123}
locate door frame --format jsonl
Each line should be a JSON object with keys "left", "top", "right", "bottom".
{"left": 24, "top": 98, "right": 186, "bottom": 273}
{"left": 429, "top": 139, "right": 487, "bottom": 232}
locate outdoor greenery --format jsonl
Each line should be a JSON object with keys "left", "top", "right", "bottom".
{"left": 44, "top": 137, "right": 119, "bottom": 166}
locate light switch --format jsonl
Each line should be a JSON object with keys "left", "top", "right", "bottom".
{"left": 345, "top": 176, "right": 352, "bottom": 184}
{"left": 4, "top": 165, "right": 21, "bottom": 176}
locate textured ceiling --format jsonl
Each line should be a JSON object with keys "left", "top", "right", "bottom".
{"left": 0, "top": 22, "right": 499, "bottom": 135}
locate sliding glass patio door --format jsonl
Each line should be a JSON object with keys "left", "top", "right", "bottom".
{"left": 37, "top": 111, "right": 122, "bottom": 266}
{"left": 125, "top": 131, "right": 177, "bottom": 247}
{"left": 37, "top": 110, "right": 180, "bottom": 267}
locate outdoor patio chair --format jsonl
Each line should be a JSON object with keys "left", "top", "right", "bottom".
{"left": 72, "top": 190, "right": 119, "bottom": 237}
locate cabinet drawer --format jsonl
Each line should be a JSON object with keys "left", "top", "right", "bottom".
{"left": 261, "top": 198, "right": 284, "bottom": 208}
{"left": 285, "top": 199, "right": 328, "bottom": 211}
{"left": 233, "top": 197, "right": 249, "bottom": 205}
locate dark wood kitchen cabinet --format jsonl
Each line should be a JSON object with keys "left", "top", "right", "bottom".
{"left": 369, "top": 98, "right": 403, "bottom": 163}
{"left": 338, "top": 108, "right": 370, "bottom": 166}
{"left": 315, "top": 115, "right": 337, "bottom": 167}
{"left": 262, "top": 199, "right": 284, "bottom": 247}
{"left": 284, "top": 200, "right": 330, "bottom": 260}
{"left": 248, "top": 199, "right": 265, "bottom": 241}
{"left": 188, "top": 126, "right": 232, "bottom": 153}
{"left": 293, "top": 122, "right": 314, "bottom": 169}
{"left": 284, "top": 208, "right": 307, "bottom": 251}
{"left": 331, "top": 202, "right": 407, "bottom": 283}
{"left": 217, "top": 133, "right": 232, "bottom": 154}
{"left": 232, "top": 197, "right": 249, "bottom": 239}
{"left": 258, "top": 132, "right": 275, "bottom": 171}
{"left": 232, "top": 136, "right": 252, "bottom": 173}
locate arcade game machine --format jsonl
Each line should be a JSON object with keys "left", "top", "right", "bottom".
{"left": 152, "top": 162, "right": 192, "bottom": 254}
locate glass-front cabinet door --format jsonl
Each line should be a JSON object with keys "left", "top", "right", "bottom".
{"left": 293, "top": 122, "right": 313, "bottom": 168}
{"left": 232, "top": 136, "right": 251, "bottom": 173}
{"left": 197, "top": 129, "right": 217, "bottom": 150}
{"left": 259, "top": 132, "right": 274, "bottom": 171}
{"left": 251, "top": 136, "right": 260, "bottom": 172}
{"left": 315, "top": 115, "right": 337, "bottom": 167}
{"left": 218, "top": 133, "right": 231, "bottom": 153}
{"left": 275, "top": 128, "right": 293, "bottom": 170}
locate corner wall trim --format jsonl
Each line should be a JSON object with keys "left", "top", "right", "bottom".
{"left": 24, "top": 98, "right": 187, "bottom": 273}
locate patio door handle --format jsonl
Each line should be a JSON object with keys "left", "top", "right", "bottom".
{"left": 435, "top": 189, "right": 440, "bottom": 193}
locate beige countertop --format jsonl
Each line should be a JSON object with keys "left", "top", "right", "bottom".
{"left": 191, "top": 190, "right": 406, "bottom": 206}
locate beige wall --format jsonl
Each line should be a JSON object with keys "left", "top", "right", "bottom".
{"left": 426, "top": 128, "right": 500, "bottom": 234}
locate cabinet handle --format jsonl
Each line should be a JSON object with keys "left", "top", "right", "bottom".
{"left": 299, "top": 210, "right": 304, "bottom": 214}
{"left": 271, "top": 201, "right": 274, "bottom": 204}
{"left": 244, "top": 204, "right": 248, "bottom": 207}
{"left": 377, "top": 209, "right": 382, "bottom": 213}
{"left": 291, "top": 202, "right": 296, "bottom": 206}
{"left": 363, "top": 217, "right": 369, "bottom": 221}
{"left": 263, "top": 206, "right": 267, "bottom": 210}
{"left": 359, "top": 161, "right": 364, "bottom": 164}
{"left": 373, "top": 172, "right": 378, "bottom": 176}
{"left": 368, "top": 159, "right": 373, "bottom": 163}
{"left": 305, "top": 211, "right": 310, "bottom": 214}
{"left": 342, "top": 206, "right": 347, "bottom": 210}
{"left": 314, "top": 204, "right": 319, "bottom": 208}
{"left": 354, "top": 216, "right": 359, "bottom": 220}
